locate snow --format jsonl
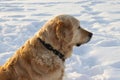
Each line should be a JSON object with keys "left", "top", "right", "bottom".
{"left": 0, "top": 0, "right": 120, "bottom": 80}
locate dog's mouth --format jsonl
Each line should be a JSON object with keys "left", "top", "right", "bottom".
{"left": 76, "top": 37, "right": 92, "bottom": 47}
{"left": 76, "top": 43, "right": 81, "bottom": 47}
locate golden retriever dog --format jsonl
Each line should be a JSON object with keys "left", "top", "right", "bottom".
{"left": 0, "top": 14, "right": 92, "bottom": 80}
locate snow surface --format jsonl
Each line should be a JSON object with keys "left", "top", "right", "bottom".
{"left": 0, "top": 0, "right": 120, "bottom": 80}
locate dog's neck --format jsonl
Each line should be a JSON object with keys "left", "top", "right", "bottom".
{"left": 36, "top": 28, "right": 73, "bottom": 59}
{"left": 37, "top": 38, "right": 65, "bottom": 61}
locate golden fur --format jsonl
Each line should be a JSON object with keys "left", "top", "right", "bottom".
{"left": 0, "top": 14, "right": 92, "bottom": 80}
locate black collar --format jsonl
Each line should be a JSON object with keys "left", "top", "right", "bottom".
{"left": 37, "top": 38, "right": 65, "bottom": 61}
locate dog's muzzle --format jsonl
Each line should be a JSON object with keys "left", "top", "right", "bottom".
{"left": 76, "top": 32, "right": 93, "bottom": 47}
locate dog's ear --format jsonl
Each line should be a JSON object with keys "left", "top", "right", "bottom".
{"left": 56, "top": 20, "right": 73, "bottom": 42}
{"left": 56, "top": 21, "right": 65, "bottom": 39}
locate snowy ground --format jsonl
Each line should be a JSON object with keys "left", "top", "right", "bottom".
{"left": 0, "top": 0, "right": 120, "bottom": 80}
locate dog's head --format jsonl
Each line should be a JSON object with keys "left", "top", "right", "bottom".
{"left": 36, "top": 14, "right": 93, "bottom": 58}
{"left": 53, "top": 14, "right": 93, "bottom": 47}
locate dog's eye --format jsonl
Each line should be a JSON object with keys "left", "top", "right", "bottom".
{"left": 78, "top": 26, "right": 80, "bottom": 29}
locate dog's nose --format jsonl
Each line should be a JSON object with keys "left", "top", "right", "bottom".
{"left": 89, "top": 33, "right": 93, "bottom": 38}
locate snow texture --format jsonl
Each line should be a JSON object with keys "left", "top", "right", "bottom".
{"left": 0, "top": 0, "right": 120, "bottom": 80}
